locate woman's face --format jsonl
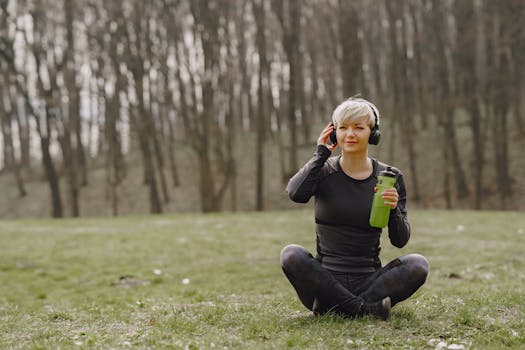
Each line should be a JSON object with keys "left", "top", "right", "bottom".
{"left": 336, "top": 116, "right": 371, "bottom": 155}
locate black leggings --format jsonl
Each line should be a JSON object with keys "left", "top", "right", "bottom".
{"left": 280, "top": 244, "right": 429, "bottom": 317}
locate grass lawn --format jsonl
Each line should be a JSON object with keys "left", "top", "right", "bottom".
{"left": 1, "top": 209, "right": 524, "bottom": 349}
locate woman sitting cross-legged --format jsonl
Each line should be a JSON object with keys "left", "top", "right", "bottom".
{"left": 280, "top": 98, "right": 429, "bottom": 320}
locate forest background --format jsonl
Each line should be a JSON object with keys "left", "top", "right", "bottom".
{"left": 0, "top": 0, "right": 524, "bottom": 219}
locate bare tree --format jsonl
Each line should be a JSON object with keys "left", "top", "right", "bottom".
{"left": 385, "top": 0, "right": 421, "bottom": 203}
{"left": 429, "top": 0, "right": 470, "bottom": 204}
{"left": 21, "top": 0, "right": 66, "bottom": 217}
{"left": 123, "top": 0, "right": 163, "bottom": 213}
{"left": 338, "top": 0, "right": 364, "bottom": 98}
{"left": 168, "top": 0, "right": 235, "bottom": 212}
{"left": 252, "top": 0, "right": 269, "bottom": 211}
{"left": 0, "top": 83, "right": 26, "bottom": 197}
{"left": 156, "top": 8, "right": 181, "bottom": 189}
{"left": 86, "top": 1, "right": 128, "bottom": 216}
{"left": 0, "top": 0, "right": 26, "bottom": 197}
{"left": 486, "top": 0, "right": 514, "bottom": 209}
{"left": 272, "top": 0, "right": 301, "bottom": 177}
{"left": 0, "top": 1, "right": 32, "bottom": 170}
{"left": 453, "top": 0, "right": 486, "bottom": 209}
{"left": 64, "top": 0, "right": 87, "bottom": 187}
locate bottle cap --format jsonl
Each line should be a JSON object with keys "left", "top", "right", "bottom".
{"left": 379, "top": 166, "right": 396, "bottom": 178}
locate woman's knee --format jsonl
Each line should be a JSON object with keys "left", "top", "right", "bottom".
{"left": 400, "top": 253, "right": 429, "bottom": 283}
{"left": 280, "top": 244, "right": 312, "bottom": 270}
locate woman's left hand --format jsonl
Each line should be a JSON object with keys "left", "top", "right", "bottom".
{"left": 375, "top": 187, "right": 399, "bottom": 209}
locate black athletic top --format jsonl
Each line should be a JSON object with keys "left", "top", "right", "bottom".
{"left": 286, "top": 145, "right": 411, "bottom": 273}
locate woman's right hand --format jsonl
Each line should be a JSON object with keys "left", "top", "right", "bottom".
{"left": 317, "top": 122, "right": 337, "bottom": 151}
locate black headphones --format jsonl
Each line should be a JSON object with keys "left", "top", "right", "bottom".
{"left": 329, "top": 103, "right": 381, "bottom": 145}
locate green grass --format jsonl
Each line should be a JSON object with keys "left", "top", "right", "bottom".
{"left": 1, "top": 209, "right": 524, "bottom": 349}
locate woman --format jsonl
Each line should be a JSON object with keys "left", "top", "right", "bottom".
{"left": 280, "top": 98, "right": 429, "bottom": 320}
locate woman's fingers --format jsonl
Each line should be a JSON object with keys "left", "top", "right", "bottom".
{"left": 317, "top": 123, "right": 336, "bottom": 148}
{"left": 381, "top": 188, "right": 399, "bottom": 208}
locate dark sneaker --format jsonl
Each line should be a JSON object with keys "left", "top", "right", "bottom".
{"left": 362, "top": 296, "right": 391, "bottom": 320}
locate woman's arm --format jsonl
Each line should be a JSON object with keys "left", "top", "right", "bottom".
{"left": 387, "top": 174, "right": 411, "bottom": 247}
{"left": 286, "top": 123, "right": 336, "bottom": 203}
{"left": 286, "top": 145, "right": 331, "bottom": 203}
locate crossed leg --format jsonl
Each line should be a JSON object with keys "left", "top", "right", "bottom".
{"left": 356, "top": 254, "right": 429, "bottom": 305}
{"left": 280, "top": 244, "right": 429, "bottom": 316}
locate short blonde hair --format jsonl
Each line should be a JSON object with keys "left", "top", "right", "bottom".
{"left": 331, "top": 98, "right": 379, "bottom": 128}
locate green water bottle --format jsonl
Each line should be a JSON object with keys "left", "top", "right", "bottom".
{"left": 369, "top": 167, "right": 397, "bottom": 228}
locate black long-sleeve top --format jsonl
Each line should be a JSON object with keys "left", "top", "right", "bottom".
{"left": 286, "top": 145, "right": 411, "bottom": 272}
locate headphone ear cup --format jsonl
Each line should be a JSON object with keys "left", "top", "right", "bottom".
{"left": 330, "top": 128, "right": 337, "bottom": 144}
{"left": 369, "top": 127, "right": 381, "bottom": 145}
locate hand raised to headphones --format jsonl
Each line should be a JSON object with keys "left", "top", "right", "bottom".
{"left": 317, "top": 122, "right": 338, "bottom": 151}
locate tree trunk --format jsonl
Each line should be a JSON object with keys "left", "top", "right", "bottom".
{"left": 166, "top": 114, "right": 181, "bottom": 188}
{"left": 385, "top": 0, "right": 401, "bottom": 165}
{"left": 30, "top": 7, "right": 65, "bottom": 217}
{"left": 42, "top": 138, "right": 63, "bottom": 217}
{"left": 150, "top": 113, "right": 171, "bottom": 204}
{"left": 161, "top": 59, "right": 180, "bottom": 188}
{"left": 407, "top": 1, "right": 428, "bottom": 129}
{"left": 145, "top": 20, "right": 170, "bottom": 205}
{"left": 276, "top": 64, "right": 289, "bottom": 184}
{"left": 133, "top": 86, "right": 163, "bottom": 214}
{"left": 104, "top": 15, "right": 128, "bottom": 216}
{"left": 0, "top": 90, "right": 26, "bottom": 197}
{"left": 40, "top": 103, "right": 64, "bottom": 218}
{"left": 397, "top": 2, "right": 421, "bottom": 203}
{"left": 273, "top": 0, "right": 300, "bottom": 176}
{"left": 488, "top": 3, "right": 513, "bottom": 209}
{"left": 442, "top": 122, "right": 452, "bottom": 209}
{"left": 287, "top": 0, "right": 300, "bottom": 174}
{"left": 430, "top": 0, "right": 470, "bottom": 201}
{"left": 183, "top": 0, "right": 231, "bottom": 212}
{"left": 454, "top": 0, "right": 486, "bottom": 209}
{"left": 468, "top": 99, "right": 484, "bottom": 209}
{"left": 253, "top": 0, "right": 268, "bottom": 211}
{"left": 339, "top": 0, "right": 362, "bottom": 97}
{"left": 198, "top": 150, "right": 217, "bottom": 213}
{"left": 227, "top": 82, "right": 238, "bottom": 212}
{"left": 126, "top": 1, "right": 162, "bottom": 214}
{"left": 14, "top": 106, "right": 31, "bottom": 169}
{"left": 64, "top": 0, "right": 87, "bottom": 187}
{"left": 493, "top": 104, "right": 511, "bottom": 209}
{"left": 58, "top": 130, "right": 79, "bottom": 217}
